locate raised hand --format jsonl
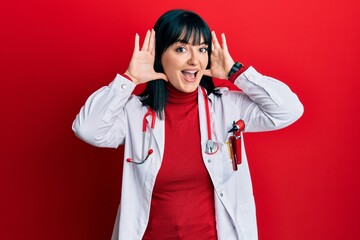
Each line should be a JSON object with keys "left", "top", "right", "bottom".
{"left": 124, "top": 29, "right": 168, "bottom": 84}
{"left": 204, "top": 31, "right": 235, "bottom": 79}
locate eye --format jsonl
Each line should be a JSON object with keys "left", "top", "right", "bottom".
{"left": 176, "top": 46, "right": 187, "bottom": 53}
{"left": 199, "top": 47, "right": 208, "bottom": 53}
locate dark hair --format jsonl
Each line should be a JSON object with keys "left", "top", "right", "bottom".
{"left": 140, "top": 9, "right": 219, "bottom": 119}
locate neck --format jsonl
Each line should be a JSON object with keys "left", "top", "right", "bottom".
{"left": 166, "top": 83, "right": 198, "bottom": 104}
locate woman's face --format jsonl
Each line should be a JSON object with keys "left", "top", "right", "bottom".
{"left": 161, "top": 35, "right": 209, "bottom": 93}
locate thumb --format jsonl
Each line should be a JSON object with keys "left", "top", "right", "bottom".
{"left": 203, "top": 69, "right": 212, "bottom": 77}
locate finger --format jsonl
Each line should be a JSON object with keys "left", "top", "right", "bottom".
{"left": 148, "top": 29, "right": 155, "bottom": 54}
{"left": 221, "top": 33, "right": 229, "bottom": 51}
{"left": 203, "top": 69, "right": 213, "bottom": 77}
{"left": 211, "top": 31, "right": 220, "bottom": 49}
{"left": 141, "top": 30, "right": 151, "bottom": 51}
{"left": 134, "top": 33, "right": 140, "bottom": 52}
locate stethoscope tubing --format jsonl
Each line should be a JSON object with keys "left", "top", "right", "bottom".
{"left": 128, "top": 86, "right": 217, "bottom": 164}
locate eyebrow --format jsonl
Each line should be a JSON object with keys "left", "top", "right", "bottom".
{"left": 176, "top": 39, "right": 208, "bottom": 45}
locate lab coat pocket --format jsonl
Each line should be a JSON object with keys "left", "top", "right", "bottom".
{"left": 219, "top": 140, "right": 236, "bottom": 182}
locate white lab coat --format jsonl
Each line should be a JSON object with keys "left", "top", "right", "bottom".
{"left": 72, "top": 66, "right": 303, "bottom": 240}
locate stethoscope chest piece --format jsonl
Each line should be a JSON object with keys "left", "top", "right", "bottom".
{"left": 205, "top": 139, "right": 219, "bottom": 155}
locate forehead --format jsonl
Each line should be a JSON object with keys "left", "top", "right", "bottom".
{"left": 176, "top": 27, "right": 209, "bottom": 45}
{"left": 175, "top": 36, "right": 207, "bottom": 45}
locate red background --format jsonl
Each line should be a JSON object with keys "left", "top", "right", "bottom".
{"left": 1, "top": 0, "right": 360, "bottom": 239}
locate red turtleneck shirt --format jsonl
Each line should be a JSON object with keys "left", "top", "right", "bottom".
{"left": 142, "top": 84, "right": 217, "bottom": 240}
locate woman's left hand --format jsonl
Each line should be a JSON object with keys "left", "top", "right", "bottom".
{"left": 204, "top": 31, "right": 235, "bottom": 80}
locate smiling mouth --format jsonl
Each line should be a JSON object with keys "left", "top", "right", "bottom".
{"left": 181, "top": 70, "right": 198, "bottom": 82}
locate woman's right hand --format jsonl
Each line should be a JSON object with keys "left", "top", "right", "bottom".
{"left": 124, "top": 29, "right": 168, "bottom": 84}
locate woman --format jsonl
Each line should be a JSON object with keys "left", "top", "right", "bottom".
{"left": 72, "top": 9, "right": 303, "bottom": 240}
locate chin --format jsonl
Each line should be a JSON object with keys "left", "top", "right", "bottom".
{"left": 182, "top": 84, "right": 199, "bottom": 93}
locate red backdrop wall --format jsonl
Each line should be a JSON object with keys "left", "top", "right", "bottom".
{"left": 1, "top": 0, "right": 359, "bottom": 239}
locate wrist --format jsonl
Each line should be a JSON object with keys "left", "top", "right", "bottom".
{"left": 124, "top": 71, "right": 139, "bottom": 84}
{"left": 227, "top": 62, "right": 243, "bottom": 79}
{"left": 228, "top": 63, "right": 247, "bottom": 83}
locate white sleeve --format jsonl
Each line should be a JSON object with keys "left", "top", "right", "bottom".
{"left": 233, "top": 66, "right": 304, "bottom": 132}
{"left": 72, "top": 74, "right": 136, "bottom": 148}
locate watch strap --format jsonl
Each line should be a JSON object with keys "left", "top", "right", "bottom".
{"left": 227, "top": 62, "right": 243, "bottom": 79}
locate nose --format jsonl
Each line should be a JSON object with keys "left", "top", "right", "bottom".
{"left": 187, "top": 49, "right": 199, "bottom": 65}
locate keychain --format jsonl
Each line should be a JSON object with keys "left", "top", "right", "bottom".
{"left": 228, "top": 120, "right": 245, "bottom": 171}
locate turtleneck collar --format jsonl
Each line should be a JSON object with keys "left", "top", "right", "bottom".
{"left": 166, "top": 83, "right": 198, "bottom": 105}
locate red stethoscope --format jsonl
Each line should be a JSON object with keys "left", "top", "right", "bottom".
{"left": 127, "top": 86, "right": 219, "bottom": 164}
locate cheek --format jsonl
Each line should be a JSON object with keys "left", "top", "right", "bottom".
{"left": 161, "top": 61, "right": 175, "bottom": 76}
{"left": 198, "top": 53, "right": 209, "bottom": 68}
{"left": 201, "top": 54, "right": 209, "bottom": 67}
{"left": 162, "top": 55, "right": 182, "bottom": 73}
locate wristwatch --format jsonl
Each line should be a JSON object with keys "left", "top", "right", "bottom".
{"left": 227, "top": 62, "right": 243, "bottom": 79}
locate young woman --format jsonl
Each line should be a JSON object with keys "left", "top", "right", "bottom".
{"left": 72, "top": 9, "right": 303, "bottom": 240}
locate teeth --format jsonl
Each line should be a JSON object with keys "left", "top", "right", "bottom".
{"left": 183, "top": 70, "right": 197, "bottom": 74}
